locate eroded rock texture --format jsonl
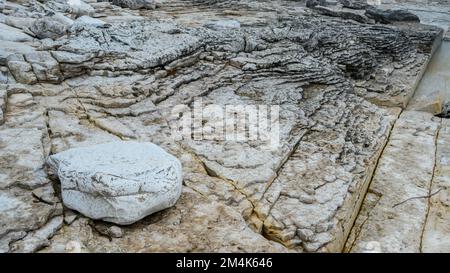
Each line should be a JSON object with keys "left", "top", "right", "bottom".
{"left": 0, "top": 0, "right": 446, "bottom": 252}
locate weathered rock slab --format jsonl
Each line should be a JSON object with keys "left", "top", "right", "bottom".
{"left": 422, "top": 119, "right": 450, "bottom": 253}
{"left": 345, "top": 111, "right": 441, "bottom": 253}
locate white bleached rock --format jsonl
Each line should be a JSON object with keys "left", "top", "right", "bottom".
{"left": 47, "top": 141, "right": 183, "bottom": 225}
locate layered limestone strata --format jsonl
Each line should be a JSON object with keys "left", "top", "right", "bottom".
{"left": 0, "top": 0, "right": 447, "bottom": 252}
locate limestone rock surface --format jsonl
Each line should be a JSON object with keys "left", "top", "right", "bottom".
{"left": 0, "top": 0, "right": 448, "bottom": 253}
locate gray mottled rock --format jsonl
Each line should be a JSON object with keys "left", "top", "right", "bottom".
{"left": 437, "top": 102, "right": 450, "bottom": 118}
{"left": 47, "top": 141, "right": 183, "bottom": 225}
{"left": 91, "top": 222, "right": 124, "bottom": 238}
{"left": 63, "top": 210, "right": 78, "bottom": 225}
{"left": 109, "top": 0, "right": 156, "bottom": 10}
{"left": 32, "top": 184, "right": 59, "bottom": 205}
{"left": 10, "top": 216, "right": 63, "bottom": 253}
{"left": 0, "top": 22, "right": 33, "bottom": 42}
{"left": 30, "top": 18, "right": 68, "bottom": 39}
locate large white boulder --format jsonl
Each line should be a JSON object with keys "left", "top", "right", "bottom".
{"left": 47, "top": 141, "right": 183, "bottom": 225}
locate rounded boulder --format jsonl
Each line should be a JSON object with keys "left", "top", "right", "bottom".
{"left": 47, "top": 141, "right": 183, "bottom": 225}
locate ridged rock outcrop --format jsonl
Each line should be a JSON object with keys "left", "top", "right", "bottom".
{"left": 0, "top": 0, "right": 447, "bottom": 253}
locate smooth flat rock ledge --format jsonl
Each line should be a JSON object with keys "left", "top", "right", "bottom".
{"left": 47, "top": 141, "right": 183, "bottom": 225}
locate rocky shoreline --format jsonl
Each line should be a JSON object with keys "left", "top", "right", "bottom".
{"left": 0, "top": 0, "right": 449, "bottom": 253}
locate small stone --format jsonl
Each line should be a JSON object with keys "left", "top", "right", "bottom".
{"left": 91, "top": 222, "right": 124, "bottom": 238}
{"left": 65, "top": 240, "right": 83, "bottom": 253}
{"left": 32, "top": 184, "right": 58, "bottom": 205}
{"left": 297, "top": 228, "right": 315, "bottom": 242}
{"left": 242, "top": 63, "right": 257, "bottom": 71}
{"left": 302, "top": 185, "right": 316, "bottom": 195}
{"left": 361, "top": 241, "right": 382, "bottom": 253}
{"left": 315, "top": 222, "right": 333, "bottom": 233}
{"left": 108, "top": 226, "right": 123, "bottom": 238}
{"left": 154, "top": 69, "right": 167, "bottom": 79}
{"left": 303, "top": 241, "right": 321, "bottom": 252}
{"left": 324, "top": 174, "right": 336, "bottom": 183}
{"left": 64, "top": 210, "right": 78, "bottom": 225}
{"left": 299, "top": 194, "right": 315, "bottom": 204}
